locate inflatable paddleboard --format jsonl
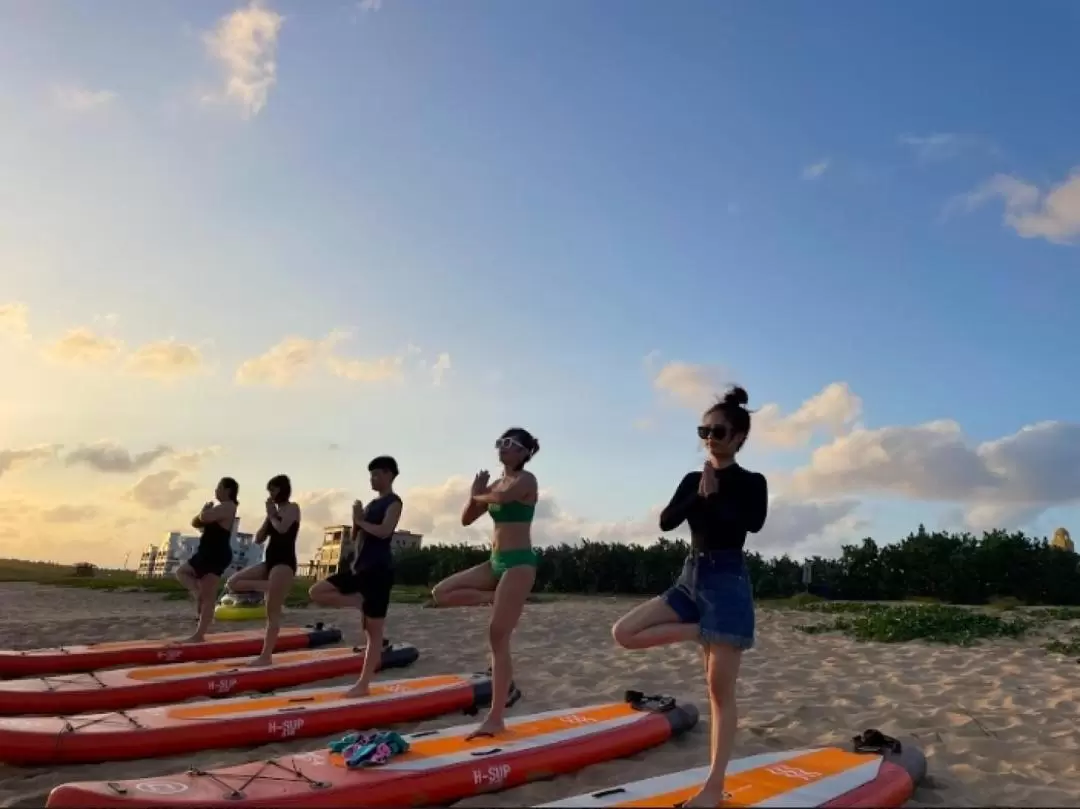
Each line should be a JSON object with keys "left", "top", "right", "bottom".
{"left": 46, "top": 690, "right": 698, "bottom": 808}
{"left": 2, "top": 671, "right": 492, "bottom": 766}
{"left": 539, "top": 730, "right": 927, "bottom": 808}
{"left": 0, "top": 640, "right": 419, "bottom": 715}
{"left": 0, "top": 623, "right": 342, "bottom": 678}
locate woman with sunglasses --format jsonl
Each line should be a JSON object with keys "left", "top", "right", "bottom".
{"left": 431, "top": 427, "right": 540, "bottom": 739}
{"left": 611, "top": 386, "right": 767, "bottom": 808}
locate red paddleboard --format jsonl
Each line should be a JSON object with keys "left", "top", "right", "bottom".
{"left": 1, "top": 671, "right": 492, "bottom": 766}
{"left": 0, "top": 641, "right": 419, "bottom": 715}
{"left": 0, "top": 623, "right": 342, "bottom": 678}
{"left": 46, "top": 691, "right": 698, "bottom": 808}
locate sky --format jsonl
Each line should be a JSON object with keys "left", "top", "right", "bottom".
{"left": 1, "top": 0, "right": 1078, "bottom": 568}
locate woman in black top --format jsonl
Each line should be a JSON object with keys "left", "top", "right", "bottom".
{"left": 612, "top": 386, "right": 768, "bottom": 808}
{"left": 176, "top": 477, "right": 239, "bottom": 643}
{"left": 226, "top": 474, "right": 301, "bottom": 667}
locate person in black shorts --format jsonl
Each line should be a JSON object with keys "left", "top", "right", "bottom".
{"left": 176, "top": 477, "right": 239, "bottom": 643}
{"left": 227, "top": 474, "right": 301, "bottom": 667}
{"left": 309, "top": 456, "right": 403, "bottom": 697}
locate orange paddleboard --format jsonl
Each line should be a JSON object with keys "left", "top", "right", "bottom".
{"left": 46, "top": 692, "right": 699, "bottom": 808}
{"left": 0, "top": 623, "right": 341, "bottom": 677}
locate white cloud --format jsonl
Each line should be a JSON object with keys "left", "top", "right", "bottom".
{"left": 955, "top": 168, "right": 1080, "bottom": 245}
{"left": 789, "top": 417, "right": 1080, "bottom": 530}
{"left": 65, "top": 442, "right": 173, "bottom": 475}
{"left": 235, "top": 332, "right": 346, "bottom": 386}
{"left": 358, "top": 0, "right": 383, "bottom": 11}
{"left": 51, "top": 84, "right": 117, "bottom": 112}
{"left": 897, "top": 133, "right": 996, "bottom": 163}
{"left": 127, "top": 470, "right": 199, "bottom": 511}
{"left": 171, "top": 446, "right": 223, "bottom": 471}
{"left": 648, "top": 358, "right": 860, "bottom": 449}
{"left": 124, "top": 340, "right": 206, "bottom": 380}
{"left": 41, "top": 327, "right": 124, "bottom": 366}
{"left": 0, "top": 445, "right": 62, "bottom": 479}
{"left": 802, "top": 159, "right": 830, "bottom": 180}
{"left": 754, "top": 382, "right": 863, "bottom": 449}
{"left": 0, "top": 302, "right": 30, "bottom": 340}
{"left": 236, "top": 332, "right": 451, "bottom": 388}
{"left": 202, "top": 0, "right": 284, "bottom": 119}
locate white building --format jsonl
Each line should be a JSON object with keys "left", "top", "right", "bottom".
{"left": 137, "top": 517, "right": 263, "bottom": 579}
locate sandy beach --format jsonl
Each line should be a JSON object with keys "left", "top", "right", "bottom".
{"left": 2, "top": 582, "right": 1080, "bottom": 807}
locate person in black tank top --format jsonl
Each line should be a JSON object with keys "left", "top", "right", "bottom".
{"left": 611, "top": 386, "right": 768, "bottom": 809}
{"left": 226, "top": 474, "right": 301, "bottom": 667}
{"left": 176, "top": 477, "right": 239, "bottom": 643}
{"left": 310, "top": 456, "right": 404, "bottom": 698}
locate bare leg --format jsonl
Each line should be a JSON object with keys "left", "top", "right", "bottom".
{"left": 308, "top": 579, "right": 362, "bottom": 609}
{"left": 467, "top": 565, "right": 535, "bottom": 739}
{"left": 343, "top": 616, "right": 383, "bottom": 698}
{"left": 683, "top": 643, "right": 743, "bottom": 807}
{"left": 247, "top": 565, "right": 294, "bottom": 667}
{"left": 611, "top": 596, "right": 700, "bottom": 649}
{"left": 183, "top": 574, "right": 220, "bottom": 642}
{"left": 227, "top": 562, "right": 269, "bottom": 594}
{"left": 431, "top": 561, "right": 498, "bottom": 608}
{"left": 175, "top": 563, "right": 200, "bottom": 618}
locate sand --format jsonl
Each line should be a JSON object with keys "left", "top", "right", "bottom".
{"left": 2, "top": 582, "right": 1080, "bottom": 807}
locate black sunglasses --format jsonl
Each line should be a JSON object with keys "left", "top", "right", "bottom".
{"left": 697, "top": 424, "right": 729, "bottom": 441}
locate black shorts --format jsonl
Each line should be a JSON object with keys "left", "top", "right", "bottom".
{"left": 188, "top": 547, "right": 232, "bottom": 578}
{"left": 326, "top": 567, "right": 394, "bottom": 619}
{"left": 263, "top": 546, "right": 298, "bottom": 574}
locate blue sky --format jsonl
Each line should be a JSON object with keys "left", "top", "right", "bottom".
{"left": 1, "top": 0, "right": 1078, "bottom": 566}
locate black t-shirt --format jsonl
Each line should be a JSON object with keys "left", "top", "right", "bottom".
{"left": 659, "top": 464, "right": 768, "bottom": 552}
{"left": 353, "top": 493, "right": 403, "bottom": 571}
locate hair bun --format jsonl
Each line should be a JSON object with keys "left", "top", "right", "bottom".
{"left": 723, "top": 385, "right": 749, "bottom": 407}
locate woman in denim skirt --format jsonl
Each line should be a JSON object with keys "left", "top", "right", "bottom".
{"left": 612, "top": 385, "right": 768, "bottom": 808}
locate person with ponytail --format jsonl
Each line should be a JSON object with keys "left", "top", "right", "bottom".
{"left": 611, "top": 386, "right": 768, "bottom": 808}
{"left": 430, "top": 427, "right": 540, "bottom": 739}
{"left": 177, "top": 476, "right": 239, "bottom": 643}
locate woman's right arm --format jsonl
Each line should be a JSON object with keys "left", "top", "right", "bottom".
{"left": 254, "top": 517, "right": 270, "bottom": 544}
{"left": 659, "top": 473, "right": 699, "bottom": 532}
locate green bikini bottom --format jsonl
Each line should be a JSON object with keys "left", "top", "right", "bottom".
{"left": 490, "top": 547, "right": 538, "bottom": 578}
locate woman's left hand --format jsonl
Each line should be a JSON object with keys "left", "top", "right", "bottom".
{"left": 265, "top": 497, "right": 276, "bottom": 515}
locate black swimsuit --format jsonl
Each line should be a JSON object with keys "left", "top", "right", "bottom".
{"left": 188, "top": 521, "right": 233, "bottom": 578}
{"left": 263, "top": 510, "right": 300, "bottom": 573}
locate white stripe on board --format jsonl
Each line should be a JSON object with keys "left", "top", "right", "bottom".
{"left": 374, "top": 710, "right": 649, "bottom": 773}
{"left": 753, "top": 757, "right": 881, "bottom": 807}
{"left": 538, "top": 749, "right": 886, "bottom": 808}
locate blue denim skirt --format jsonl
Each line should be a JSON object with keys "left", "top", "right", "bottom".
{"left": 662, "top": 549, "right": 755, "bottom": 650}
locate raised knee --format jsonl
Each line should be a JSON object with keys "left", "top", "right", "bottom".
{"left": 430, "top": 584, "right": 447, "bottom": 607}
{"left": 611, "top": 620, "right": 635, "bottom": 649}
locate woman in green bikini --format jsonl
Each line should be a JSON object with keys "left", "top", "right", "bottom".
{"left": 431, "top": 426, "right": 540, "bottom": 739}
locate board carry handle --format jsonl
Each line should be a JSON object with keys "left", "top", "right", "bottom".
{"left": 852, "top": 728, "right": 901, "bottom": 754}
{"left": 624, "top": 689, "right": 676, "bottom": 713}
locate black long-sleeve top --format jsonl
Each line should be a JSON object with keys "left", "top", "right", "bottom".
{"left": 659, "top": 464, "right": 768, "bottom": 552}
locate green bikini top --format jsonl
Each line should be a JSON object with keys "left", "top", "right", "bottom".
{"left": 487, "top": 500, "right": 536, "bottom": 523}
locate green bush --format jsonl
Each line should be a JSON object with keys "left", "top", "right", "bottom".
{"left": 5, "top": 521, "right": 1080, "bottom": 609}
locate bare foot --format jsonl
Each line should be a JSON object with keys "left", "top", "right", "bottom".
{"left": 465, "top": 716, "right": 505, "bottom": 740}
{"left": 245, "top": 655, "right": 273, "bottom": 668}
{"left": 680, "top": 780, "right": 728, "bottom": 808}
{"left": 342, "top": 683, "right": 370, "bottom": 699}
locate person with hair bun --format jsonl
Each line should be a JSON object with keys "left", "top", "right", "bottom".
{"left": 177, "top": 476, "right": 239, "bottom": 643}
{"left": 431, "top": 427, "right": 540, "bottom": 739}
{"left": 226, "top": 474, "right": 301, "bottom": 667}
{"left": 611, "top": 386, "right": 768, "bottom": 808}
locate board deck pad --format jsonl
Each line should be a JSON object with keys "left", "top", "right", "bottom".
{"left": 0, "top": 624, "right": 342, "bottom": 678}
{"left": 0, "top": 642, "right": 420, "bottom": 715}
{"left": 1, "top": 671, "right": 492, "bottom": 765}
{"left": 45, "top": 695, "right": 700, "bottom": 808}
{"left": 540, "top": 747, "right": 914, "bottom": 808}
